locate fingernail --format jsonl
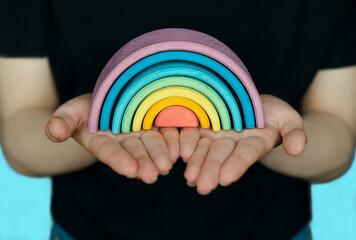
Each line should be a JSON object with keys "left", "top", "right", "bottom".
{"left": 197, "top": 189, "right": 209, "bottom": 195}
{"left": 48, "top": 122, "right": 60, "bottom": 141}
{"left": 161, "top": 170, "right": 169, "bottom": 176}
{"left": 126, "top": 172, "right": 137, "bottom": 179}
{"left": 186, "top": 181, "right": 196, "bottom": 187}
{"left": 219, "top": 180, "right": 229, "bottom": 187}
{"left": 145, "top": 176, "right": 158, "bottom": 184}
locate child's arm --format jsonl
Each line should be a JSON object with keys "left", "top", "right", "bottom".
{"left": 0, "top": 57, "right": 179, "bottom": 181}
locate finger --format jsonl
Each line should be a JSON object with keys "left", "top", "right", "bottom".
{"left": 159, "top": 127, "right": 180, "bottom": 163}
{"left": 200, "top": 128, "right": 241, "bottom": 142}
{"left": 74, "top": 124, "right": 138, "bottom": 178}
{"left": 219, "top": 136, "right": 271, "bottom": 186}
{"left": 141, "top": 130, "right": 173, "bottom": 174}
{"left": 184, "top": 137, "right": 213, "bottom": 186}
{"left": 195, "top": 138, "right": 236, "bottom": 195}
{"left": 121, "top": 137, "right": 160, "bottom": 184}
{"left": 45, "top": 94, "right": 92, "bottom": 142}
{"left": 179, "top": 127, "right": 201, "bottom": 161}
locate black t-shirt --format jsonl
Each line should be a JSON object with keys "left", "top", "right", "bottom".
{"left": 1, "top": 1, "right": 356, "bottom": 239}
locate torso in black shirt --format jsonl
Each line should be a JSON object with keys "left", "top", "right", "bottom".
{"left": 1, "top": 0, "right": 355, "bottom": 239}
{"left": 50, "top": 1, "right": 315, "bottom": 239}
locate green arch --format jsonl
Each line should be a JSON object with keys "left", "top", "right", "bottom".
{"left": 121, "top": 76, "right": 231, "bottom": 133}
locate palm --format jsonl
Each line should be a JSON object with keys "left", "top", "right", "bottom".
{"left": 180, "top": 95, "right": 307, "bottom": 194}
{"left": 79, "top": 126, "right": 179, "bottom": 183}
{"left": 46, "top": 94, "right": 179, "bottom": 184}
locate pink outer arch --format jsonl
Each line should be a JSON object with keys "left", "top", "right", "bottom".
{"left": 88, "top": 41, "right": 265, "bottom": 133}
{"left": 93, "top": 28, "right": 253, "bottom": 97}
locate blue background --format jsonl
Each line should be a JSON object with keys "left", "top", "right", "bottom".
{"left": 0, "top": 146, "right": 355, "bottom": 240}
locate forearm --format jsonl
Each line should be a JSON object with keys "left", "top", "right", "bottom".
{"left": 259, "top": 112, "right": 355, "bottom": 182}
{"left": 1, "top": 108, "right": 96, "bottom": 177}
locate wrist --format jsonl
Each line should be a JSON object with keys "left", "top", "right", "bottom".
{"left": 2, "top": 108, "right": 97, "bottom": 177}
{"left": 259, "top": 112, "right": 355, "bottom": 182}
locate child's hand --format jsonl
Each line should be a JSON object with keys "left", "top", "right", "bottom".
{"left": 180, "top": 94, "right": 307, "bottom": 194}
{"left": 45, "top": 93, "right": 179, "bottom": 183}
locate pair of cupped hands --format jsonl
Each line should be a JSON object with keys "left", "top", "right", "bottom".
{"left": 45, "top": 93, "right": 307, "bottom": 195}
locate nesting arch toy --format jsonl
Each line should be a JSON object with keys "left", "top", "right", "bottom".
{"left": 89, "top": 28, "right": 265, "bottom": 134}
{"left": 109, "top": 61, "right": 243, "bottom": 134}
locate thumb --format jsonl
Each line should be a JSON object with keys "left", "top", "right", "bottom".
{"left": 280, "top": 120, "right": 308, "bottom": 156}
{"left": 45, "top": 94, "right": 92, "bottom": 143}
{"left": 276, "top": 106, "right": 308, "bottom": 156}
{"left": 262, "top": 95, "right": 307, "bottom": 156}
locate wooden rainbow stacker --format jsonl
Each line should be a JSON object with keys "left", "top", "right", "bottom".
{"left": 88, "top": 28, "right": 265, "bottom": 134}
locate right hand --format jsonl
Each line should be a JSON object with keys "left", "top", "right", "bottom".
{"left": 45, "top": 93, "right": 179, "bottom": 183}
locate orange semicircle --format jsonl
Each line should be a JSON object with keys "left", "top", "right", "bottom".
{"left": 154, "top": 106, "right": 199, "bottom": 128}
{"left": 142, "top": 96, "right": 210, "bottom": 130}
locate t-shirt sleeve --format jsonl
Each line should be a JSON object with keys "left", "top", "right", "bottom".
{"left": 0, "top": 0, "right": 48, "bottom": 57}
{"left": 320, "top": 0, "right": 356, "bottom": 69}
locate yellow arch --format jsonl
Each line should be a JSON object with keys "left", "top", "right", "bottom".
{"left": 132, "top": 86, "right": 221, "bottom": 132}
{"left": 142, "top": 97, "right": 210, "bottom": 130}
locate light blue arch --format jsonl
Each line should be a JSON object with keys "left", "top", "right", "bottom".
{"left": 108, "top": 61, "right": 242, "bottom": 133}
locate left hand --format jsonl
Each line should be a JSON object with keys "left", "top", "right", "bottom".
{"left": 45, "top": 94, "right": 179, "bottom": 183}
{"left": 180, "top": 94, "right": 307, "bottom": 194}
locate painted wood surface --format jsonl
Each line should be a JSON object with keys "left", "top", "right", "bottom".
{"left": 143, "top": 97, "right": 209, "bottom": 130}
{"left": 130, "top": 86, "right": 221, "bottom": 132}
{"left": 154, "top": 106, "right": 200, "bottom": 128}
{"left": 109, "top": 61, "right": 242, "bottom": 133}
